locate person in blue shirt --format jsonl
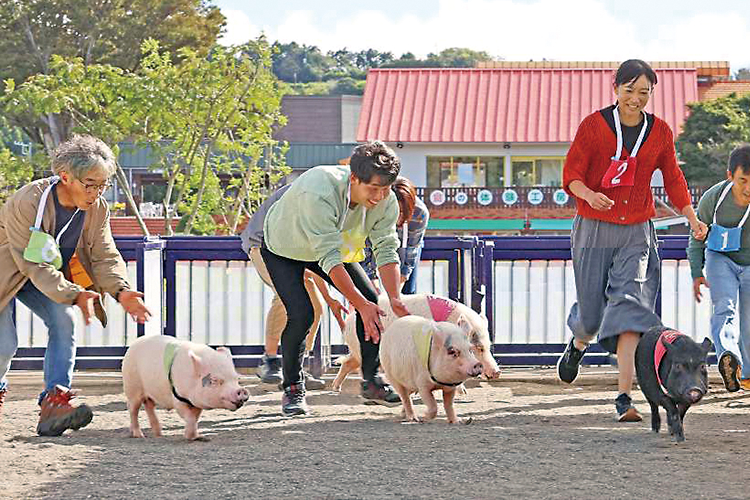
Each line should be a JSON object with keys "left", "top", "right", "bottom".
{"left": 362, "top": 176, "right": 429, "bottom": 294}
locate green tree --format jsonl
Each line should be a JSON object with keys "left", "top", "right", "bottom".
{"left": 271, "top": 42, "right": 331, "bottom": 83}
{"left": 1, "top": 38, "right": 288, "bottom": 235}
{"left": 0, "top": 0, "right": 225, "bottom": 149}
{"left": 676, "top": 93, "right": 750, "bottom": 185}
{"left": 733, "top": 68, "right": 750, "bottom": 80}
{"left": 0, "top": 147, "right": 35, "bottom": 204}
{"left": 329, "top": 77, "right": 365, "bottom": 95}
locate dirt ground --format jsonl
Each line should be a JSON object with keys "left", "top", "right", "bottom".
{"left": 1, "top": 366, "right": 749, "bottom": 500}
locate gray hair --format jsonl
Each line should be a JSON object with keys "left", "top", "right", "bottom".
{"left": 51, "top": 135, "right": 117, "bottom": 179}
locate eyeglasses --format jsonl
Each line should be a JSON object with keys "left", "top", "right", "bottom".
{"left": 76, "top": 178, "right": 112, "bottom": 194}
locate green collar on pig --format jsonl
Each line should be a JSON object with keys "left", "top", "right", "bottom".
{"left": 411, "top": 325, "right": 463, "bottom": 387}
{"left": 164, "top": 341, "right": 197, "bottom": 408}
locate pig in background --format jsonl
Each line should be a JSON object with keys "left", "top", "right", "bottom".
{"left": 635, "top": 325, "right": 712, "bottom": 442}
{"left": 380, "top": 316, "right": 483, "bottom": 424}
{"left": 332, "top": 293, "right": 499, "bottom": 391}
{"left": 122, "top": 335, "right": 249, "bottom": 441}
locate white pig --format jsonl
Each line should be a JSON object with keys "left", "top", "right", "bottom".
{"left": 332, "top": 293, "right": 500, "bottom": 391}
{"left": 122, "top": 335, "right": 249, "bottom": 441}
{"left": 380, "top": 316, "right": 483, "bottom": 424}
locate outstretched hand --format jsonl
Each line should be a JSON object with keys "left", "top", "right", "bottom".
{"left": 75, "top": 290, "right": 101, "bottom": 325}
{"left": 118, "top": 290, "right": 152, "bottom": 323}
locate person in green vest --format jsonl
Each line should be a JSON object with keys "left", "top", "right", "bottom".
{"left": 260, "top": 141, "right": 408, "bottom": 416}
{"left": 688, "top": 145, "right": 750, "bottom": 392}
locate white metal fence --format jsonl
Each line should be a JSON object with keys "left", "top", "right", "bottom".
{"left": 15, "top": 258, "right": 708, "bottom": 348}
{"left": 15, "top": 260, "right": 450, "bottom": 348}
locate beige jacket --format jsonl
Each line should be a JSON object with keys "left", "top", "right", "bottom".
{"left": 0, "top": 177, "right": 131, "bottom": 326}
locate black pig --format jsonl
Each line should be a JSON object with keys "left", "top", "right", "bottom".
{"left": 635, "top": 326, "right": 712, "bottom": 442}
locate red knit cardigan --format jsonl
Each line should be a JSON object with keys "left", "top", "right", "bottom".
{"left": 562, "top": 111, "right": 692, "bottom": 224}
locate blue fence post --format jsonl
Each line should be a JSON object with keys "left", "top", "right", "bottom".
{"left": 164, "top": 238, "right": 177, "bottom": 338}
{"left": 482, "top": 240, "right": 496, "bottom": 344}
{"left": 470, "top": 239, "right": 483, "bottom": 314}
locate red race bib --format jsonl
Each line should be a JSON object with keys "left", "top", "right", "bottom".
{"left": 601, "top": 156, "right": 638, "bottom": 189}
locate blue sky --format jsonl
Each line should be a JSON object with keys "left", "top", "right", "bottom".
{"left": 214, "top": 0, "right": 750, "bottom": 72}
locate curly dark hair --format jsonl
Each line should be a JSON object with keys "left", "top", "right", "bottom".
{"left": 349, "top": 140, "right": 401, "bottom": 184}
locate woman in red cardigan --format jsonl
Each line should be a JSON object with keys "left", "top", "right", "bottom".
{"left": 556, "top": 59, "right": 708, "bottom": 422}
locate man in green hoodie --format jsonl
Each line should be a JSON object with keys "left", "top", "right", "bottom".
{"left": 261, "top": 141, "right": 409, "bottom": 416}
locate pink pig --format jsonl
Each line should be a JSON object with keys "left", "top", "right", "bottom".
{"left": 333, "top": 293, "right": 500, "bottom": 391}
{"left": 122, "top": 335, "right": 249, "bottom": 441}
{"left": 380, "top": 316, "right": 483, "bottom": 424}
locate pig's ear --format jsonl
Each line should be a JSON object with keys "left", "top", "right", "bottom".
{"left": 457, "top": 315, "right": 473, "bottom": 336}
{"left": 660, "top": 336, "right": 675, "bottom": 353}
{"left": 700, "top": 337, "right": 713, "bottom": 354}
{"left": 215, "top": 346, "right": 233, "bottom": 358}
{"left": 189, "top": 350, "right": 204, "bottom": 375}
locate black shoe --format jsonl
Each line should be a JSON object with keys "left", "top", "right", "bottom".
{"left": 718, "top": 351, "right": 741, "bottom": 392}
{"left": 258, "top": 355, "right": 283, "bottom": 384}
{"left": 361, "top": 378, "right": 401, "bottom": 407}
{"left": 281, "top": 383, "right": 309, "bottom": 417}
{"left": 557, "top": 338, "right": 587, "bottom": 383}
{"left": 615, "top": 393, "right": 642, "bottom": 422}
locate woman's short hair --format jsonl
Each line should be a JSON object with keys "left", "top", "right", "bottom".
{"left": 51, "top": 135, "right": 117, "bottom": 179}
{"left": 391, "top": 176, "right": 417, "bottom": 226}
{"left": 614, "top": 59, "right": 658, "bottom": 88}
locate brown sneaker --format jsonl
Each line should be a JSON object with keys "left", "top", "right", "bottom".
{"left": 36, "top": 385, "right": 93, "bottom": 436}
{"left": 0, "top": 388, "right": 7, "bottom": 416}
{"left": 718, "top": 352, "right": 741, "bottom": 392}
{"left": 615, "top": 393, "right": 642, "bottom": 422}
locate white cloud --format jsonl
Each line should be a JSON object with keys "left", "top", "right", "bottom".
{"left": 644, "top": 13, "right": 750, "bottom": 70}
{"left": 218, "top": 9, "right": 262, "bottom": 46}
{"left": 226, "top": 0, "right": 750, "bottom": 71}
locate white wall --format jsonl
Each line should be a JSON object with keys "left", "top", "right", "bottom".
{"left": 387, "top": 142, "right": 570, "bottom": 187}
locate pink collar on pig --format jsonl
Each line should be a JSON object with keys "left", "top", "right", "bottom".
{"left": 654, "top": 329, "right": 683, "bottom": 393}
{"left": 427, "top": 295, "right": 456, "bottom": 322}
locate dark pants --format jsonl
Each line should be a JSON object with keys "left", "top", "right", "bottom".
{"left": 260, "top": 247, "right": 380, "bottom": 388}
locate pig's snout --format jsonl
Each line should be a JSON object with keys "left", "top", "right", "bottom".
{"left": 686, "top": 388, "right": 704, "bottom": 404}
{"left": 233, "top": 387, "right": 250, "bottom": 409}
{"left": 469, "top": 362, "right": 483, "bottom": 377}
{"left": 483, "top": 365, "right": 501, "bottom": 380}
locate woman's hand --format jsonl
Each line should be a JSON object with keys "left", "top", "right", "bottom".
{"left": 328, "top": 299, "right": 349, "bottom": 330}
{"left": 585, "top": 192, "right": 614, "bottom": 211}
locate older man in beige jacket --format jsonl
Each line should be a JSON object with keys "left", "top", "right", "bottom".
{"left": 0, "top": 135, "right": 150, "bottom": 436}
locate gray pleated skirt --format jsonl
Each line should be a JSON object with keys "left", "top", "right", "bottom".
{"left": 567, "top": 216, "right": 663, "bottom": 353}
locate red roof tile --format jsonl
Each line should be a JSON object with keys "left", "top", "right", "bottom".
{"left": 357, "top": 68, "right": 698, "bottom": 143}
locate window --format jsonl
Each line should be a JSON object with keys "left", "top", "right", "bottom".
{"left": 511, "top": 157, "right": 563, "bottom": 186}
{"left": 426, "top": 156, "right": 502, "bottom": 187}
